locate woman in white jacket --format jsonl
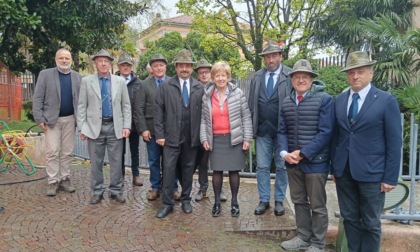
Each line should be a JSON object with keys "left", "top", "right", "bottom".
{"left": 200, "top": 61, "right": 253, "bottom": 217}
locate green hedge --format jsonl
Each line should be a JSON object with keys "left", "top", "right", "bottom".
{"left": 316, "top": 65, "right": 348, "bottom": 97}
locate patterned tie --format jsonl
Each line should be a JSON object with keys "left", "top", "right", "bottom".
{"left": 267, "top": 72, "right": 274, "bottom": 97}
{"left": 182, "top": 81, "right": 189, "bottom": 107}
{"left": 297, "top": 95, "right": 303, "bottom": 103}
{"left": 101, "top": 77, "right": 111, "bottom": 117}
{"left": 348, "top": 93, "right": 359, "bottom": 124}
{"left": 157, "top": 79, "right": 162, "bottom": 88}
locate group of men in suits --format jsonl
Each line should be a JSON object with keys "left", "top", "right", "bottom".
{"left": 276, "top": 50, "right": 401, "bottom": 252}
{"left": 247, "top": 42, "right": 401, "bottom": 252}
{"left": 33, "top": 46, "right": 402, "bottom": 251}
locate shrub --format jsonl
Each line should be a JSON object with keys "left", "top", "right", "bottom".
{"left": 316, "top": 66, "right": 348, "bottom": 97}
{"left": 394, "top": 84, "right": 420, "bottom": 174}
{"left": 22, "top": 100, "right": 35, "bottom": 122}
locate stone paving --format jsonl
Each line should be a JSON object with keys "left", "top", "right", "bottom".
{"left": 2, "top": 159, "right": 420, "bottom": 251}
{"left": 0, "top": 160, "right": 298, "bottom": 251}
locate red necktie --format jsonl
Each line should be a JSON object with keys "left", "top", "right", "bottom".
{"left": 297, "top": 95, "right": 303, "bottom": 102}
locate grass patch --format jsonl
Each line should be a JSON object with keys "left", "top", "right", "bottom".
{"left": 5, "top": 120, "right": 39, "bottom": 132}
{"left": 0, "top": 109, "right": 40, "bottom": 133}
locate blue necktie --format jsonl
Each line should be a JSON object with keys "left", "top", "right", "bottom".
{"left": 101, "top": 77, "right": 111, "bottom": 117}
{"left": 157, "top": 79, "right": 162, "bottom": 88}
{"left": 348, "top": 93, "right": 359, "bottom": 124}
{"left": 267, "top": 72, "right": 274, "bottom": 97}
{"left": 182, "top": 81, "right": 189, "bottom": 107}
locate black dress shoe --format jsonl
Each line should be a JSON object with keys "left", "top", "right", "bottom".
{"left": 90, "top": 194, "right": 104, "bottom": 204}
{"left": 212, "top": 203, "right": 221, "bottom": 217}
{"left": 110, "top": 193, "right": 126, "bottom": 203}
{"left": 181, "top": 202, "right": 193, "bottom": 214}
{"left": 156, "top": 206, "right": 173, "bottom": 218}
{"left": 274, "top": 201, "right": 285, "bottom": 216}
{"left": 231, "top": 204, "right": 240, "bottom": 217}
{"left": 254, "top": 201, "right": 270, "bottom": 215}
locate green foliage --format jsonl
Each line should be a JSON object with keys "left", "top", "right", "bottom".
{"left": 362, "top": 15, "right": 420, "bottom": 87}
{"left": 313, "top": 0, "right": 414, "bottom": 52}
{"left": 0, "top": 0, "right": 40, "bottom": 29}
{"left": 0, "top": 0, "right": 148, "bottom": 75}
{"left": 177, "top": 0, "right": 329, "bottom": 71}
{"left": 282, "top": 55, "right": 319, "bottom": 71}
{"left": 394, "top": 84, "right": 420, "bottom": 123}
{"left": 22, "top": 100, "right": 34, "bottom": 122}
{"left": 136, "top": 32, "right": 242, "bottom": 79}
{"left": 317, "top": 66, "right": 348, "bottom": 97}
{"left": 393, "top": 83, "right": 420, "bottom": 173}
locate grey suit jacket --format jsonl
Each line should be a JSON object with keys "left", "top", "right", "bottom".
{"left": 133, "top": 76, "right": 165, "bottom": 135}
{"left": 32, "top": 67, "right": 82, "bottom": 127}
{"left": 77, "top": 73, "right": 131, "bottom": 139}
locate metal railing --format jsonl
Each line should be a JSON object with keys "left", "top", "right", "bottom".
{"left": 72, "top": 114, "right": 420, "bottom": 181}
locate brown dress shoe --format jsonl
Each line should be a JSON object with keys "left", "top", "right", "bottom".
{"left": 173, "top": 191, "right": 181, "bottom": 201}
{"left": 147, "top": 190, "right": 160, "bottom": 201}
{"left": 133, "top": 176, "right": 143, "bottom": 186}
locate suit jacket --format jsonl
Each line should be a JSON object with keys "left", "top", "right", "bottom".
{"left": 133, "top": 76, "right": 165, "bottom": 135}
{"left": 331, "top": 85, "right": 402, "bottom": 185}
{"left": 154, "top": 75, "right": 204, "bottom": 147}
{"left": 32, "top": 67, "right": 82, "bottom": 127}
{"left": 77, "top": 73, "right": 131, "bottom": 139}
{"left": 248, "top": 65, "right": 293, "bottom": 138}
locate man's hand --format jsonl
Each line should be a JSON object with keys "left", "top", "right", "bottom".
{"left": 156, "top": 138, "right": 165, "bottom": 147}
{"left": 290, "top": 150, "right": 303, "bottom": 161}
{"left": 38, "top": 123, "right": 46, "bottom": 131}
{"left": 141, "top": 130, "right": 151, "bottom": 142}
{"left": 203, "top": 141, "right": 210, "bottom": 151}
{"left": 80, "top": 133, "right": 88, "bottom": 141}
{"left": 284, "top": 152, "right": 300, "bottom": 164}
{"left": 242, "top": 141, "right": 250, "bottom": 150}
{"left": 122, "top": 129, "right": 131, "bottom": 138}
{"left": 381, "top": 182, "right": 396, "bottom": 193}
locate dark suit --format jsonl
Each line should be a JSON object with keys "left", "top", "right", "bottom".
{"left": 331, "top": 85, "right": 402, "bottom": 252}
{"left": 134, "top": 76, "right": 167, "bottom": 191}
{"left": 155, "top": 75, "right": 204, "bottom": 206}
{"left": 134, "top": 76, "right": 160, "bottom": 135}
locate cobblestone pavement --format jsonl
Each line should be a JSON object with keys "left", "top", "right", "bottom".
{"left": 0, "top": 161, "right": 297, "bottom": 252}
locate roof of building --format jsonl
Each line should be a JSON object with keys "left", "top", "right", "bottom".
{"left": 164, "top": 15, "right": 194, "bottom": 25}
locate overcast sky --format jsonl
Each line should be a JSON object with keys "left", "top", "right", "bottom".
{"left": 164, "top": 0, "right": 180, "bottom": 17}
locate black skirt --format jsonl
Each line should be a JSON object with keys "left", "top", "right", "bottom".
{"left": 209, "top": 134, "right": 245, "bottom": 171}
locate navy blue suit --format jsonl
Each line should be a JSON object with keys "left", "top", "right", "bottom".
{"left": 331, "top": 85, "right": 402, "bottom": 252}
{"left": 332, "top": 85, "right": 402, "bottom": 185}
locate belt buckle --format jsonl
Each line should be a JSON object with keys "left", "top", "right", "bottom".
{"left": 102, "top": 117, "right": 113, "bottom": 124}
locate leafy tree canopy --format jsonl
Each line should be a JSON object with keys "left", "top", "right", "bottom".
{"left": 176, "top": 0, "right": 331, "bottom": 71}
{"left": 136, "top": 31, "right": 243, "bottom": 79}
{"left": 313, "top": 0, "right": 414, "bottom": 53}
{"left": 0, "top": 0, "right": 148, "bottom": 75}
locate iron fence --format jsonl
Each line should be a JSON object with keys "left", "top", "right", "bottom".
{"left": 72, "top": 113, "right": 420, "bottom": 181}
